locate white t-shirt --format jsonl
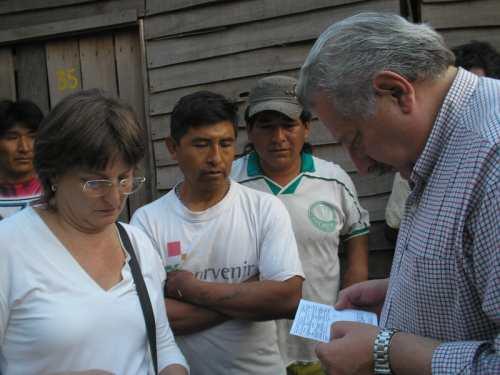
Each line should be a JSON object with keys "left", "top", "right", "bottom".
{"left": 385, "top": 172, "right": 411, "bottom": 229}
{"left": 131, "top": 180, "right": 304, "bottom": 375}
{"left": 0, "top": 194, "right": 41, "bottom": 220}
{"left": 0, "top": 208, "right": 188, "bottom": 375}
{"left": 232, "top": 152, "right": 370, "bottom": 364}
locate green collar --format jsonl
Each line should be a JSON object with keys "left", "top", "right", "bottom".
{"left": 246, "top": 151, "right": 315, "bottom": 195}
{"left": 247, "top": 151, "right": 315, "bottom": 176}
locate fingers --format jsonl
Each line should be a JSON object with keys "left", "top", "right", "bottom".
{"left": 330, "top": 321, "right": 353, "bottom": 340}
{"left": 315, "top": 342, "right": 331, "bottom": 371}
{"left": 335, "top": 285, "right": 361, "bottom": 310}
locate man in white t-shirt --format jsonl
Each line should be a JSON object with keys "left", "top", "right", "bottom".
{"left": 131, "top": 91, "right": 304, "bottom": 375}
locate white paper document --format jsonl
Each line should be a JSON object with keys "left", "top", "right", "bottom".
{"left": 290, "top": 299, "right": 378, "bottom": 343}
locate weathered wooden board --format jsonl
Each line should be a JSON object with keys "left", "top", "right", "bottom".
{"left": 80, "top": 34, "right": 117, "bottom": 94}
{"left": 46, "top": 38, "right": 82, "bottom": 107}
{"left": 359, "top": 193, "right": 390, "bottom": 222}
{"left": 149, "top": 69, "right": 297, "bottom": 117}
{"left": 146, "top": 0, "right": 223, "bottom": 15}
{"left": 313, "top": 143, "right": 356, "bottom": 173}
{"left": 0, "top": 0, "right": 97, "bottom": 15}
{"left": 0, "top": 47, "right": 16, "bottom": 100}
{"left": 0, "top": 0, "right": 142, "bottom": 30}
{"left": 144, "top": 0, "right": 370, "bottom": 39}
{"left": 350, "top": 172, "right": 395, "bottom": 197}
{"left": 115, "top": 30, "right": 145, "bottom": 119}
{"left": 15, "top": 43, "right": 50, "bottom": 114}
{"left": 441, "top": 27, "right": 500, "bottom": 52}
{"left": 0, "top": 9, "right": 137, "bottom": 45}
{"left": 365, "top": 221, "right": 395, "bottom": 252}
{"left": 422, "top": 0, "right": 500, "bottom": 29}
{"left": 147, "top": 0, "right": 400, "bottom": 68}
{"left": 115, "top": 29, "right": 153, "bottom": 214}
{"left": 149, "top": 43, "right": 311, "bottom": 93}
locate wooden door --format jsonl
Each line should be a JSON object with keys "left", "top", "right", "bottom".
{"left": 0, "top": 28, "right": 151, "bottom": 221}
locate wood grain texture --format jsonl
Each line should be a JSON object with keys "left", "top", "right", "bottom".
{"left": 80, "top": 34, "right": 117, "bottom": 94}
{"left": 422, "top": 0, "right": 500, "bottom": 29}
{"left": 15, "top": 43, "right": 50, "bottom": 113}
{"left": 115, "top": 29, "right": 153, "bottom": 214}
{"left": 144, "top": 0, "right": 367, "bottom": 39}
{"left": 46, "top": 39, "right": 82, "bottom": 106}
{"left": 146, "top": 0, "right": 223, "bottom": 15}
{"left": 0, "top": 0, "right": 96, "bottom": 15}
{"left": 149, "top": 43, "right": 311, "bottom": 93}
{"left": 0, "top": 9, "right": 137, "bottom": 44}
{"left": 147, "top": 0, "right": 399, "bottom": 68}
{"left": 0, "top": 0, "right": 142, "bottom": 31}
{"left": 0, "top": 47, "right": 16, "bottom": 100}
{"left": 149, "top": 69, "right": 297, "bottom": 117}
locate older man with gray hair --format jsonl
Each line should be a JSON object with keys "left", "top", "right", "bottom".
{"left": 297, "top": 12, "right": 499, "bottom": 375}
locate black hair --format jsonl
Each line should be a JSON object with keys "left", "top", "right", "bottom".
{"left": 170, "top": 91, "right": 239, "bottom": 143}
{"left": 452, "top": 41, "right": 500, "bottom": 79}
{"left": 0, "top": 99, "right": 44, "bottom": 138}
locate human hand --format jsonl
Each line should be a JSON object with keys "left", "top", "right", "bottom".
{"left": 166, "top": 270, "right": 198, "bottom": 300}
{"left": 316, "top": 321, "right": 378, "bottom": 375}
{"left": 335, "top": 278, "right": 388, "bottom": 316}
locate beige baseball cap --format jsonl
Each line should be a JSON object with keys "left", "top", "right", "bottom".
{"left": 247, "top": 76, "right": 302, "bottom": 120}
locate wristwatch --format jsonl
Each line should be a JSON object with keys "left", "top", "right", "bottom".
{"left": 373, "top": 328, "right": 399, "bottom": 374}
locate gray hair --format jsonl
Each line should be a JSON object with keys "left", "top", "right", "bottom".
{"left": 35, "top": 89, "right": 145, "bottom": 204}
{"left": 297, "top": 12, "right": 455, "bottom": 119}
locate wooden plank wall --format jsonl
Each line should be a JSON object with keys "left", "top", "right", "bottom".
{"left": 421, "top": 0, "right": 500, "bottom": 51}
{"left": 143, "top": 0, "right": 402, "bottom": 279}
{"left": 0, "top": 0, "right": 143, "bottom": 45}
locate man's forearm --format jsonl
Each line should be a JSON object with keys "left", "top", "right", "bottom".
{"left": 165, "top": 298, "right": 229, "bottom": 335}
{"left": 179, "top": 276, "right": 302, "bottom": 320}
{"left": 389, "top": 332, "right": 440, "bottom": 375}
{"left": 342, "top": 235, "right": 369, "bottom": 288}
{"left": 160, "top": 364, "right": 188, "bottom": 375}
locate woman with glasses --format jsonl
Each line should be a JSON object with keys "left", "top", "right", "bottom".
{"left": 0, "top": 90, "right": 188, "bottom": 375}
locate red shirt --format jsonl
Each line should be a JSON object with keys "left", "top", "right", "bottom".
{"left": 0, "top": 176, "right": 43, "bottom": 198}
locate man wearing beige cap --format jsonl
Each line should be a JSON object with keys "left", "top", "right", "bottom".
{"left": 232, "top": 76, "right": 370, "bottom": 375}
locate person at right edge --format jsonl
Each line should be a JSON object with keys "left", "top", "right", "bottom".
{"left": 384, "top": 39, "right": 500, "bottom": 244}
{"left": 297, "top": 12, "right": 499, "bottom": 375}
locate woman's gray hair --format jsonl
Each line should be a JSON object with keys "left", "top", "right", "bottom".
{"left": 297, "top": 12, "right": 455, "bottom": 119}
{"left": 35, "top": 89, "right": 145, "bottom": 204}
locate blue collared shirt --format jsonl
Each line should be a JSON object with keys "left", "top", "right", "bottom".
{"left": 380, "top": 68, "right": 499, "bottom": 374}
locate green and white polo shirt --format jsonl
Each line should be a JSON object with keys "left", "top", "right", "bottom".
{"left": 231, "top": 151, "right": 370, "bottom": 365}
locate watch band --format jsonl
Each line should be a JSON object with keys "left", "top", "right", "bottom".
{"left": 373, "top": 328, "right": 399, "bottom": 375}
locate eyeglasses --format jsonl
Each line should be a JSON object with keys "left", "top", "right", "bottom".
{"left": 81, "top": 176, "right": 146, "bottom": 197}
